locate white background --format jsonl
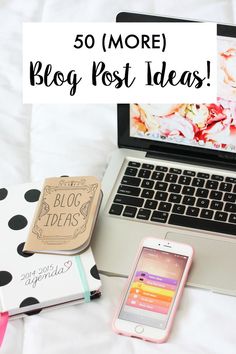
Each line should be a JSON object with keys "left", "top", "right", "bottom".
{"left": 23, "top": 23, "right": 217, "bottom": 103}
{"left": 1, "top": 0, "right": 236, "bottom": 353}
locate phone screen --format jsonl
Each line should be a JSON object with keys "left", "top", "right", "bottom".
{"left": 119, "top": 247, "right": 188, "bottom": 329}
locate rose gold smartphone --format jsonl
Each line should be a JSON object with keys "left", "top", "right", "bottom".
{"left": 112, "top": 237, "right": 193, "bottom": 343}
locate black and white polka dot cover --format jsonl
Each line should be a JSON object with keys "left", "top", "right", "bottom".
{"left": 0, "top": 182, "right": 101, "bottom": 318}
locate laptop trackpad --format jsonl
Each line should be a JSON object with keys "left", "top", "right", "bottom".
{"left": 165, "top": 232, "right": 236, "bottom": 296}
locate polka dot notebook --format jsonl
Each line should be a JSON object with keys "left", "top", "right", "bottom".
{"left": 0, "top": 182, "right": 101, "bottom": 318}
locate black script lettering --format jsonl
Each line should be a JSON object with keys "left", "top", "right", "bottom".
{"left": 145, "top": 61, "right": 205, "bottom": 88}
{"left": 29, "top": 61, "right": 82, "bottom": 96}
{"left": 92, "top": 61, "right": 135, "bottom": 88}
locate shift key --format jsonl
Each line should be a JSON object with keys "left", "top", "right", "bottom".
{"left": 114, "top": 194, "right": 144, "bottom": 207}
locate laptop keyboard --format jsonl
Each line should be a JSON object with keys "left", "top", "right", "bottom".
{"left": 109, "top": 161, "right": 236, "bottom": 236}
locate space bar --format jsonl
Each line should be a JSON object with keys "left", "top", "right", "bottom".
{"left": 169, "top": 214, "right": 236, "bottom": 236}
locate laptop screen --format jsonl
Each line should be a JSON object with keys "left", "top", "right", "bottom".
{"left": 130, "top": 35, "right": 236, "bottom": 154}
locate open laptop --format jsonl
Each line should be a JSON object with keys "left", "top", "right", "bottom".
{"left": 92, "top": 12, "right": 236, "bottom": 296}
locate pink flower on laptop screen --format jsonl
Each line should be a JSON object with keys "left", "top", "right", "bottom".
{"left": 130, "top": 100, "right": 236, "bottom": 150}
{"left": 220, "top": 48, "right": 236, "bottom": 89}
{"left": 130, "top": 37, "right": 236, "bottom": 151}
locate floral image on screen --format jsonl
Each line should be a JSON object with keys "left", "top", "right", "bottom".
{"left": 130, "top": 36, "right": 236, "bottom": 153}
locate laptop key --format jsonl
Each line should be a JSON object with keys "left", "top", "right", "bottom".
{"left": 182, "top": 196, "right": 195, "bottom": 206}
{"left": 155, "top": 182, "right": 168, "bottom": 191}
{"left": 229, "top": 214, "right": 236, "bottom": 223}
{"left": 125, "top": 167, "right": 138, "bottom": 176}
{"left": 172, "top": 204, "right": 186, "bottom": 214}
{"left": 224, "top": 193, "right": 236, "bottom": 203}
{"left": 214, "top": 211, "right": 227, "bottom": 222}
{"left": 141, "top": 179, "right": 154, "bottom": 189}
{"left": 206, "top": 180, "right": 218, "bottom": 190}
{"left": 128, "top": 161, "right": 141, "bottom": 168}
{"left": 219, "top": 182, "right": 232, "bottom": 192}
{"left": 117, "top": 185, "right": 141, "bottom": 196}
{"left": 151, "top": 211, "right": 168, "bottom": 223}
{"left": 165, "top": 173, "right": 178, "bottom": 183}
{"left": 209, "top": 190, "right": 223, "bottom": 200}
{"left": 158, "top": 202, "right": 172, "bottom": 212}
{"left": 142, "top": 163, "right": 154, "bottom": 170}
{"left": 138, "top": 169, "right": 151, "bottom": 178}
{"left": 141, "top": 189, "right": 154, "bottom": 199}
{"left": 200, "top": 209, "right": 213, "bottom": 219}
{"left": 144, "top": 199, "right": 158, "bottom": 209}
{"left": 169, "top": 168, "right": 182, "bottom": 174}
{"left": 121, "top": 176, "right": 141, "bottom": 187}
{"left": 211, "top": 174, "right": 224, "bottom": 181}
{"left": 196, "top": 198, "right": 209, "bottom": 208}
{"left": 192, "top": 178, "right": 205, "bottom": 188}
{"left": 113, "top": 194, "right": 144, "bottom": 207}
{"left": 169, "top": 214, "right": 236, "bottom": 235}
{"left": 123, "top": 206, "right": 137, "bottom": 218}
{"left": 109, "top": 204, "right": 123, "bottom": 215}
{"left": 156, "top": 166, "right": 168, "bottom": 172}
{"left": 196, "top": 188, "right": 209, "bottom": 198}
{"left": 186, "top": 206, "right": 200, "bottom": 217}
{"left": 184, "top": 170, "right": 196, "bottom": 177}
{"left": 151, "top": 171, "right": 164, "bottom": 181}
{"left": 169, "top": 193, "right": 182, "bottom": 203}
{"left": 224, "top": 203, "right": 236, "bottom": 213}
{"left": 137, "top": 208, "right": 151, "bottom": 220}
{"left": 178, "top": 176, "right": 191, "bottom": 185}
{"left": 154, "top": 191, "right": 168, "bottom": 201}
{"left": 226, "top": 177, "right": 236, "bottom": 183}
{"left": 210, "top": 200, "right": 223, "bottom": 210}
{"left": 197, "top": 172, "right": 210, "bottom": 179}
{"left": 168, "top": 184, "right": 181, "bottom": 193}
{"left": 182, "top": 186, "right": 195, "bottom": 195}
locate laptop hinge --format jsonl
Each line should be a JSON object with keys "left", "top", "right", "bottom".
{"left": 146, "top": 150, "right": 236, "bottom": 172}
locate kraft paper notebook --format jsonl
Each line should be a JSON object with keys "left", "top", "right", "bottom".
{"left": 0, "top": 181, "right": 101, "bottom": 322}
{"left": 24, "top": 176, "right": 102, "bottom": 255}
